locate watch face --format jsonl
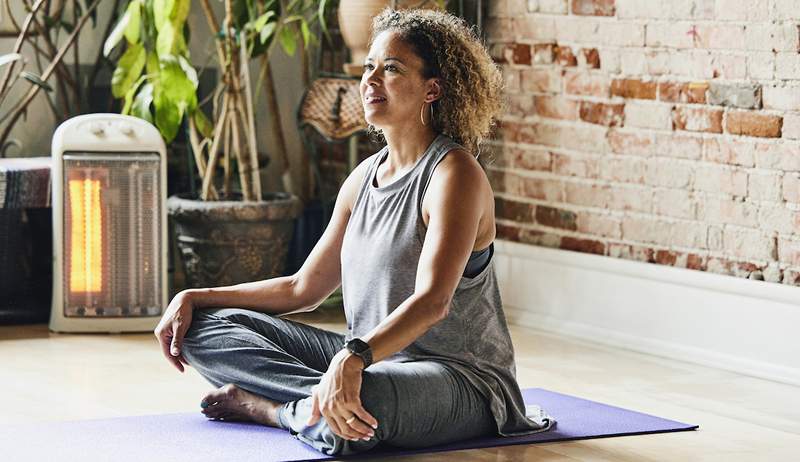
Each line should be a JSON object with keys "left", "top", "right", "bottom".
{"left": 348, "top": 339, "right": 368, "bottom": 353}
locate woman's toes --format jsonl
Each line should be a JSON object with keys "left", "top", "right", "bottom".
{"left": 201, "top": 383, "right": 240, "bottom": 408}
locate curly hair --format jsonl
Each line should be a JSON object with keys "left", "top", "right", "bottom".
{"left": 366, "top": 8, "right": 504, "bottom": 157}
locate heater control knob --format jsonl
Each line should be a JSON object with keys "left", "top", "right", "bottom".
{"left": 89, "top": 123, "right": 105, "bottom": 137}
{"left": 120, "top": 125, "right": 135, "bottom": 137}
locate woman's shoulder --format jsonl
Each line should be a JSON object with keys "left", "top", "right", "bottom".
{"left": 434, "top": 144, "right": 485, "bottom": 185}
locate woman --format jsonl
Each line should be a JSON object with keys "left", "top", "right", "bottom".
{"left": 154, "top": 8, "right": 554, "bottom": 455}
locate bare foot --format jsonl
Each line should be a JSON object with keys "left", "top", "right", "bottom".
{"left": 200, "top": 383, "right": 282, "bottom": 426}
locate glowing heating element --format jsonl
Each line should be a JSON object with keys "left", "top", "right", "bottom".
{"left": 68, "top": 178, "right": 103, "bottom": 293}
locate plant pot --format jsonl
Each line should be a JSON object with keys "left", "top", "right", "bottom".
{"left": 167, "top": 192, "right": 302, "bottom": 289}
{"left": 337, "top": 0, "right": 445, "bottom": 76}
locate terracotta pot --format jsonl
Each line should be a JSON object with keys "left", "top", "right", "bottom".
{"left": 338, "top": 0, "right": 445, "bottom": 76}
{"left": 167, "top": 192, "right": 302, "bottom": 289}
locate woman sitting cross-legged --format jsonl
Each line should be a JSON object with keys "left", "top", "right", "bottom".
{"left": 154, "top": 7, "right": 554, "bottom": 456}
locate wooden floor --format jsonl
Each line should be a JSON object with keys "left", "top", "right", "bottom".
{"left": 1, "top": 307, "right": 798, "bottom": 461}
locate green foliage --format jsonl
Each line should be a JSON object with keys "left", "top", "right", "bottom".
{"left": 105, "top": 0, "right": 330, "bottom": 144}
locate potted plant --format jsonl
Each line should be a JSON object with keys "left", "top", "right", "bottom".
{"left": 104, "top": 0, "right": 330, "bottom": 289}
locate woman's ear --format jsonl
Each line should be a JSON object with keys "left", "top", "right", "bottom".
{"left": 425, "top": 78, "right": 442, "bottom": 103}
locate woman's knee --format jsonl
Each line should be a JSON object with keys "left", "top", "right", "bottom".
{"left": 358, "top": 370, "right": 397, "bottom": 439}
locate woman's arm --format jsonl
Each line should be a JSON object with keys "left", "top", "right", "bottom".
{"left": 182, "top": 158, "right": 372, "bottom": 316}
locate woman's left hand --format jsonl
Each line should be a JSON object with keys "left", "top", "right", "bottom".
{"left": 307, "top": 350, "right": 378, "bottom": 441}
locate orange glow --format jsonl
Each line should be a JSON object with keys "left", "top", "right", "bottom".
{"left": 69, "top": 178, "right": 102, "bottom": 293}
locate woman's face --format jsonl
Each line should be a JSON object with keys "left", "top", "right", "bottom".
{"left": 359, "top": 30, "right": 437, "bottom": 129}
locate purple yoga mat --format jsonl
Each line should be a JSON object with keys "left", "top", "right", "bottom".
{"left": 1, "top": 388, "right": 698, "bottom": 462}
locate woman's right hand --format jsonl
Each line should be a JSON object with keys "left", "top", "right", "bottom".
{"left": 154, "top": 290, "right": 196, "bottom": 373}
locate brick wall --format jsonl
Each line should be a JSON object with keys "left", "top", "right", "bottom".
{"left": 486, "top": 0, "right": 800, "bottom": 285}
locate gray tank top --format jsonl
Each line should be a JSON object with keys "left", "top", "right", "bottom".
{"left": 340, "top": 133, "right": 553, "bottom": 436}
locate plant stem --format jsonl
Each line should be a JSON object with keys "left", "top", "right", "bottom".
{"left": 187, "top": 116, "right": 219, "bottom": 200}
{"left": 201, "top": 91, "right": 229, "bottom": 200}
{"left": 260, "top": 53, "right": 291, "bottom": 193}
{"left": 0, "top": 0, "right": 102, "bottom": 150}
{"left": 239, "top": 29, "right": 261, "bottom": 200}
{"left": 0, "top": 0, "right": 47, "bottom": 104}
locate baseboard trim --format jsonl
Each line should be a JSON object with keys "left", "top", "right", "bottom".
{"left": 495, "top": 240, "right": 800, "bottom": 387}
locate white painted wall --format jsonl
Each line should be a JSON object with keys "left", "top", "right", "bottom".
{"left": 495, "top": 239, "right": 800, "bottom": 386}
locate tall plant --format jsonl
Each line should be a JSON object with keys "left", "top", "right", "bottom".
{"left": 105, "top": 0, "right": 329, "bottom": 201}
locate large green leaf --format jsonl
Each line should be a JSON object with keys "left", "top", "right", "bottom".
{"left": 159, "top": 55, "right": 197, "bottom": 111}
{"left": 131, "top": 82, "right": 154, "bottom": 124}
{"left": 103, "top": 8, "right": 131, "bottom": 57}
{"left": 172, "top": 0, "right": 190, "bottom": 26}
{"left": 145, "top": 50, "right": 159, "bottom": 76}
{"left": 153, "top": 87, "right": 181, "bottom": 142}
{"left": 153, "top": 0, "right": 172, "bottom": 32}
{"left": 124, "top": 0, "right": 142, "bottom": 44}
{"left": 156, "top": 21, "right": 178, "bottom": 56}
{"left": 121, "top": 75, "right": 147, "bottom": 114}
{"left": 20, "top": 72, "right": 53, "bottom": 92}
{"left": 300, "top": 19, "right": 310, "bottom": 47}
{"left": 278, "top": 25, "right": 296, "bottom": 56}
{"left": 193, "top": 110, "right": 213, "bottom": 139}
{"left": 111, "top": 43, "right": 146, "bottom": 98}
{"left": 177, "top": 56, "right": 198, "bottom": 88}
{"left": 0, "top": 53, "right": 22, "bottom": 67}
{"left": 260, "top": 22, "right": 276, "bottom": 44}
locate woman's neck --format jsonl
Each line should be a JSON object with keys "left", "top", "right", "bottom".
{"left": 381, "top": 126, "right": 438, "bottom": 170}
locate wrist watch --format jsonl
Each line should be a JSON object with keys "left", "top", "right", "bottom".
{"left": 344, "top": 338, "right": 373, "bottom": 369}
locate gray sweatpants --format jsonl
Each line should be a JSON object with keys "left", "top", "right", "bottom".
{"left": 180, "top": 308, "right": 496, "bottom": 455}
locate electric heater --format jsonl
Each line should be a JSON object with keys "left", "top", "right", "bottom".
{"left": 50, "top": 114, "right": 167, "bottom": 333}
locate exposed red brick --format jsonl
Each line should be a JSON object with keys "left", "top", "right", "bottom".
{"left": 672, "top": 106, "right": 724, "bottom": 133}
{"left": 655, "top": 250, "right": 677, "bottom": 265}
{"left": 535, "top": 206, "right": 578, "bottom": 230}
{"left": 510, "top": 43, "right": 532, "bottom": 65}
{"left": 687, "top": 254, "right": 706, "bottom": 270}
{"left": 508, "top": 146, "right": 552, "bottom": 171}
{"left": 608, "top": 243, "right": 656, "bottom": 263}
{"left": 533, "top": 43, "right": 556, "bottom": 64}
{"left": 506, "top": 93, "right": 535, "bottom": 117}
{"left": 783, "top": 269, "right": 800, "bottom": 286}
{"left": 579, "top": 101, "right": 625, "bottom": 126}
{"left": 571, "top": 0, "right": 615, "bottom": 16}
{"left": 495, "top": 197, "right": 534, "bottom": 222}
{"left": 496, "top": 223, "right": 521, "bottom": 241}
{"left": 560, "top": 236, "right": 606, "bottom": 255}
{"left": 555, "top": 45, "right": 578, "bottom": 66}
{"left": 611, "top": 78, "right": 657, "bottom": 100}
{"left": 565, "top": 72, "right": 611, "bottom": 97}
{"left": 489, "top": 43, "right": 508, "bottom": 64}
{"left": 487, "top": 169, "right": 503, "bottom": 193}
{"left": 607, "top": 129, "right": 653, "bottom": 155}
{"left": 521, "top": 68, "right": 561, "bottom": 93}
{"left": 581, "top": 48, "right": 601, "bottom": 68}
{"left": 519, "top": 229, "right": 562, "bottom": 248}
{"left": 534, "top": 96, "right": 579, "bottom": 120}
{"left": 725, "top": 111, "right": 783, "bottom": 138}
{"left": 658, "top": 81, "right": 708, "bottom": 104}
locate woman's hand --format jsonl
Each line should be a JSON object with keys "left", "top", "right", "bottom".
{"left": 307, "top": 350, "right": 378, "bottom": 441}
{"left": 154, "top": 290, "right": 195, "bottom": 373}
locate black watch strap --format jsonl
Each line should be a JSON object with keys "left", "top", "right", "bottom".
{"left": 345, "top": 338, "right": 373, "bottom": 369}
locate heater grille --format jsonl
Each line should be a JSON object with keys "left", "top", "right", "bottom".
{"left": 62, "top": 152, "right": 161, "bottom": 317}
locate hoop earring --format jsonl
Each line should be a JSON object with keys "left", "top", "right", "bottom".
{"left": 420, "top": 102, "right": 435, "bottom": 126}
